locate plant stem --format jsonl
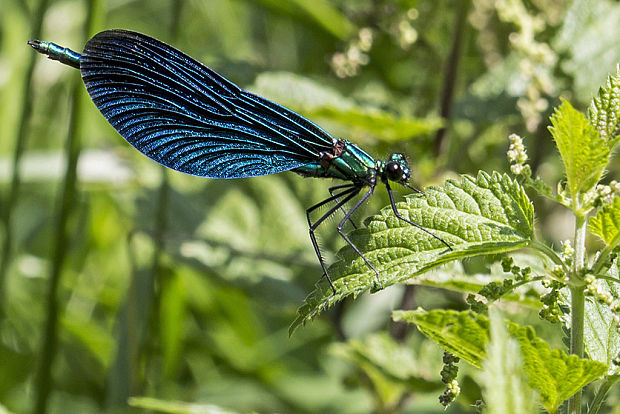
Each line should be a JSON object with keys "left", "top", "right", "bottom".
{"left": 589, "top": 376, "right": 620, "bottom": 414}
{"left": 568, "top": 214, "right": 587, "bottom": 414}
{"left": 0, "top": 0, "right": 50, "bottom": 314}
{"left": 33, "top": 2, "right": 103, "bottom": 412}
{"left": 434, "top": 0, "right": 470, "bottom": 157}
{"left": 33, "top": 65, "right": 84, "bottom": 414}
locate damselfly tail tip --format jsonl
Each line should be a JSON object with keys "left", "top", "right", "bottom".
{"left": 28, "top": 39, "right": 45, "bottom": 53}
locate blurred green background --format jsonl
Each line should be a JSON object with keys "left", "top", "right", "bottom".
{"left": 1, "top": 0, "right": 619, "bottom": 413}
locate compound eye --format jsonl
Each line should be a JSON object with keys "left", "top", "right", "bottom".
{"left": 386, "top": 161, "right": 402, "bottom": 181}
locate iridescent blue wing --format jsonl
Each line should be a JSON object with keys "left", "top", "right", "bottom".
{"left": 79, "top": 30, "right": 335, "bottom": 178}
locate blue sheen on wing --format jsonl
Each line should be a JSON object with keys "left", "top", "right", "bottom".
{"left": 79, "top": 30, "right": 335, "bottom": 179}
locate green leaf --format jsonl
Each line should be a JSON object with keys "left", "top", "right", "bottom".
{"left": 589, "top": 196, "right": 620, "bottom": 247}
{"left": 330, "top": 333, "right": 443, "bottom": 409}
{"left": 508, "top": 321, "right": 606, "bottom": 412}
{"left": 394, "top": 309, "right": 608, "bottom": 412}
{"left": 582, "top": 263, "right": 620, "bottom": 375}
{"left": 290, "top": 172, "right": 534, "bottom": 332}
{"left": 588, "top": 68, "right": 620, "bottom": 144}
{"left": 548, "top": 100, "right": 608, "bottom": 200}
{"left": 250, "top": 72, "right": 442, "bottom": 142}
{"left": 555, "top": 0, "right": 620, "bottom": 103}
{"left": 584, "top": 282, "right": 620, "bottom": 376}
{"left": 288, "top": 0, "right": 356, "bottom": 39}
{"left": 308, "top": 106, "right": 443, "bottom": 143}
{"left": 0, "top": 401, "right": 16, "bottom": 414}
{"left": 129, "top": 397, "right": 239, "bottom": 414}
{"left": 393, "top": 309, "right": 489, "bottom": 368}
{"left": 412, "top": 254, "right": 549, "bottom": 309}
{"left": 483, "top": 311, "right": 538, "bottom": 414}
{"left": 251, "top": 0, "right": 355, "bottom": 40}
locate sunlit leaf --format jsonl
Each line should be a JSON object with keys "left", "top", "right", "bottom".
{"left": 412, "top": 255, "right": 548, "bottom": 309}
{"left": 483, "top": 311, "right": 538, "bottom": 414}
{"left": 589, "top": 196, "right": 620, "bottom": 248}
{"left": 575, "top": 262, "right": 620, "bottom": 375}
{"left": 251, "top": 0, "right": 355, "bottom": 39}
{"left": 291, "top": 172, "right": 534, "bottom": 332}
{"left": 250, "top": 72, "right": 442, "bottom": 142}
{"left": 129, "top": 397, "right": 240, "bottom": 414}
{"left": 588, "top": 68, "right": 620, "bottom": 144}
{"left": 394, "top": 309, "right": 608, "bottom": 412}
{"left": 393, "top": 309, "right": 488, "bottom": 368}
{"left": 548, "top": 100, "right": 608, "bottom": 199}
{"left": 330, "top": 333, "right": 442, "bottom": 409}
{"left": 556, "top": 0, "right": 620, "bottom": 102}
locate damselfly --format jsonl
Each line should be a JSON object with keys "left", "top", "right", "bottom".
{"left": 29, "top": 30, "right": 451, "bottom": 293}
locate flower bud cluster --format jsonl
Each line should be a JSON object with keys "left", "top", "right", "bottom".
{"left": 468, "top": 257, "right": 537, "bottom": 314}
{"left": 439, "top": 352, "right": 461, "bottom": 407}
{"left": 507, "top": 134, "right": 529, "bottom": 175}
{"left": 591, "top": 181, "right": 620, "bottom": 207}
{"left": 560, "top": 240, "right": 574, "bottom": 262}
{"left": 539, "top": 279, "right": 567, "bottom": 324}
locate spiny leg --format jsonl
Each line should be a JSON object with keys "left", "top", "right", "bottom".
{"left": 386, "top": 182, "right": 452, "bottom": 250}
{"left": 306, "top": 184, "right": 357, "bottom": 218}
{"left": 336, "top": 185, "right": 384, "bottom": 288}
{"left": 329, "top": 184, "right": 358, "bottom": 230}
{"left": 306, "top": 187, "right": 361, "bottom": 295}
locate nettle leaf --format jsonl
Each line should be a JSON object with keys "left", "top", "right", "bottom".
{"left": 250, "top": 72, "right": 442, "bottom": 142}
{"left": 483, "top": 311, "right": 538, "bottom": 414}
{"left": 588, "top": 68, "right": 620, "bottom": 144}
{"left": 549, "top": 100, "right": 609, "bottom": 199}
{"left": 394, "top": 309, "right": 608, "bottom": 413}
{"left": 555, "top": 0, "right": 620, "bottom": 103}
{"left": 583, "top": 262, "right": 620, "bottom": 375}
{"left": 129, "top": 397, "right": 239, "bottom": 414}
{"left": 330, "top": 333, "right": 443, "bottom": 408}
{"left": 291, "top": 172, "right": 534, "bottom": 332}
{"left": 507, "top": 319, "right": 606, "bottom": 412}
{"left": 412, "top": 254, "right": 549, "bottom": 309}
{"left": 393, "top": 309, "right": 488, "bottom": 367}
{"left": 308, "top": 106, "right": 443, "bottom": 143}
{"left": 589, "top": 196, "right": 620, "bottom": 248}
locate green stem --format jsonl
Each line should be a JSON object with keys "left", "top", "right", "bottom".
{"left": 33, "top": 2, "right": 103, "bottom": 412}
{"left": 568, "top": 214, "right": 587, "bottom": 414}
{"left": 435, "top": 0, "right": 470, "bottom": 158}
{"left": 33, "top": 62, "right": 83, "bottom": 414}
{"left": 0, "top": 0, "right": 51, "bottom": 314}
{"left": 589, "top": 376, "right": 620, "bottom": 414}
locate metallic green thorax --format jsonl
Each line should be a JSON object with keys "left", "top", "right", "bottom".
{"left": 293, "top": 139, "right": 379, "bottom": 183}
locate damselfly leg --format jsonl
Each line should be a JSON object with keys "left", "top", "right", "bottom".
{"left": 385, "top": 182, "right": 452, "bottom": 250}
{"left": 306, "top": 185, "right": 360, "bottom": 294}
{"left": 335, "top": 186, "right": 383, "bottom": 289}
{"left": 329, "top": 184, "right": 358, "bottom": 230}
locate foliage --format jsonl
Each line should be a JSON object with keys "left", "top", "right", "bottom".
{"left": 2, "top": 1, "right": 620, "bottom": 414}
{"left": 294, "top": 69, "right": 620, "bottom": 412}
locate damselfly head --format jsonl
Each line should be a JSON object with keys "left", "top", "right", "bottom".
{"left": 383, "top": 153, "right": 410, "bottom": 184}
